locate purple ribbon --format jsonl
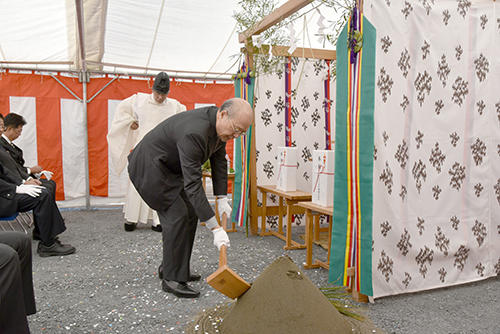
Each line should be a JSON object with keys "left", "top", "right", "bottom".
{"left": 349, "top": 6, "right": 358, "bottom": 63}
{"left": 238, "top": 62, "right": 252, "bottom": 85}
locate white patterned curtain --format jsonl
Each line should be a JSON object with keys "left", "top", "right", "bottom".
{"left": 364, "top": 0, "right": 500, "bottom": 298}
{"left": 254, "top": 57, "right": 336, "bottom": 229}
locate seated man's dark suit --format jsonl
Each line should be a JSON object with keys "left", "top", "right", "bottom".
{"left": 128, "top": 106, "right": 227, "bottom": 283}
{"left": 0, "top": 152, "right": 66, "bottom": 245}
{"left": 0, "top": 136, "right": 56, "bottom": 198}
{"left": 0, "top": 231, "right": 36, "bottom": 334}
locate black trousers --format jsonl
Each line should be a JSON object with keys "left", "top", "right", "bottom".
{"left": 39, "top": 179, "right": 56, "bottom": 199}
{"left": 15, "top": 187, "right": 66, "bottom": 245}
{"left": 158, "top": 190, "right": 198, "bottom": 282}
{"left": 0, "top": 232, "right": 36, "bottom": 334}
{"left": 32, "top": 179, "right": 57, "bottom": 237}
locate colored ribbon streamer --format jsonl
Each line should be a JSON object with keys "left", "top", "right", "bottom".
{"left": 231, "top": 62, "right": 254, "bottom": 228}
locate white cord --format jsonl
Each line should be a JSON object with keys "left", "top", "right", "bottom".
{"left": 202, "top": 22, "right": 238, "bottom": 80}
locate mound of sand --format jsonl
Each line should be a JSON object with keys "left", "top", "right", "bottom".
{"left": 220, "top": 256, "right": 352, "bottom": 334}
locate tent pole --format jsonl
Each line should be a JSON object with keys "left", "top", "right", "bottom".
{"left": 2, "top": 66, "right": 233, "bottom": 82}
{"left": 49, "top": 75, "right": 82, "bottom": 101}
{"left": 82, "top": 79, "right": 90, "bottom": 210}
{"left": 75, "top": 0, "right": 91, "bottom": 209}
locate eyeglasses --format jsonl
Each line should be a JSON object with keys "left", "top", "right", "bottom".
{"left": 229, "top": 118, "right": 245, "bottom": 136}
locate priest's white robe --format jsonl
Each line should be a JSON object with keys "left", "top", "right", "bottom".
{"left": 107, "top": 93, "right": 186, "bottom": 225}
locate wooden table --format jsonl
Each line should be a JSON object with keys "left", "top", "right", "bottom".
{"left": 202, "top": 171, "right": 237, "bottom": 232}
{"left": 257, "top": 185, "right": 312, "bottom": 250}
{"left": 296, "top": 201, "right": 333, "bottom": 270}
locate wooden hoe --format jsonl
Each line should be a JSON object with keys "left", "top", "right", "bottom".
{"left": 206, "top": 213, "right": 250, "bottom": 299}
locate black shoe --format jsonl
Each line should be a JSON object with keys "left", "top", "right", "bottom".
{"left": 162, "top": 280, "right": 200, "bottom": 298}
{"left": 53, "top": 237, "right": 68, "bottom": 246}
{"left": 37, "top": 241, "right": 76, "bottom": 257}
{"left": 151, "top": 225, "right": 162, "bottom": 232}
{"left": 158, "top": 264, "right": 201, "bottom": 281}
{"left": 124, "top": 222, "right": 137, "bottom": 231}
{"left": 188, "top": 273, "right": 202, "bottom": 281}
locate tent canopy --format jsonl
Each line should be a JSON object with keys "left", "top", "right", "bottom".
{"left": 0, "top": 0, "right": 341, "bottom": 78}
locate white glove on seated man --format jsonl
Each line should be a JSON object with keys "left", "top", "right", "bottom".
{"left": 216, "top": 196, "right": 232, "bottom": 220}
{"left": 16, "top": 184, "right": 45, "bottom": 198}
{"left": 205, "top": 216, "right": 230, "bottom": 250}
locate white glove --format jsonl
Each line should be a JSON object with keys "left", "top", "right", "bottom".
{"left": 217, "top": 196, "right": 232, "bottom": 220}
{"left": 16, "top": 184, "right": 45, "bottom": 198}
{"left": 205, "top": 216, "right": 230, "bottom": 250}
{"left": 35, "top": 170, "right": 54, "bottom": 180}
{"left": 212, "top": 227, "right": 230, "bottom": 250}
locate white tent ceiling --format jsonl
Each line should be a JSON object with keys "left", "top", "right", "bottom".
{"left": 0, "top": 0, "right": 341, "bottom": 78}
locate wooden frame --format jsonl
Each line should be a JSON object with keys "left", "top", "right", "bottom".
{"left": 239, "top": 0, "right": 338, "bottom": 235}
{"left": 242, "top": 45, "right": 336, "bottom": 60}
{"left": 238, "top": 0, "right": 314, "bottom": 43}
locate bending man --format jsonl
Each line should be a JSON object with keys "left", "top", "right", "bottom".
{"left": 128, "top": 98, "right": 253, "bottom": 298}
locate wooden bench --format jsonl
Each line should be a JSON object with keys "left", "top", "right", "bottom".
{"left": 257, "top": 185, "right": 311, "bottom": 250}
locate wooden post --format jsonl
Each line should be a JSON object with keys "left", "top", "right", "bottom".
{"left": 245, "top": 49, "right": 259, "bottom": 236}
{"left": 346, "top": 266, "right": 368, "bottom": 303}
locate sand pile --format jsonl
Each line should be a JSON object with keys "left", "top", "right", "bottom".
{"left": 220, "top": 256, "right": 352, "bottom": 334}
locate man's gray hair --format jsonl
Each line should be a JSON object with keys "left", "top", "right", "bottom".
{"left": 221, "top": 99, "right": 236, "bottom": 118}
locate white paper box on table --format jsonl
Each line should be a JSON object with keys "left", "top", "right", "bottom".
{"left": 311, "top": 150, "right": 334, "bottom": 206}
{"left": 276, "top": 147, "right": 297, "bottom": 192}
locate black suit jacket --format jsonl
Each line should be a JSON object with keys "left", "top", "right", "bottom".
{"left": 0, "top": 162, "right": 21, "bottom": 216}
{"left": 0, "top": 146, "right": 29, "bottom": 183}
{"left": 128, "top": 106, "right": 227, "bottom": 222}
{"left": 0, "top": 138, "right": 56, "bottom": 198}
{"left": 0, "top": 137, "right": 29, "bottom": 176}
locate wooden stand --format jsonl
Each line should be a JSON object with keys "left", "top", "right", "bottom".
{"left": 296, "top": 201, "right": 333, "bottom": 270}
{"left": 346, "top": 267, "right": 369, "bottom": 303}
{"left": 257, "top": 185, "right": 311, "bottom": 250}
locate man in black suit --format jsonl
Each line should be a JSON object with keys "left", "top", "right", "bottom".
{"left": 0, "top": 231, "right": 36, "bottom": 334}
{"left": 0, "top": 114, "right": 75, "bottom": 257}
{"left": 128, "top": 97, "right": 253, "bottom": 298}
{"left": 1, "top": 113, "right": 41, "bottom": 174}
{"left": 0, "top": 113, "right": 56, "bottom": 190}
{"left": 1, "top": 113, "right": 58, "bottom": 240}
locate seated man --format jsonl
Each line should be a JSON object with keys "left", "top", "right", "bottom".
{"left": 0, "top": 113, "right": 54, "bottom": 240}
{"left": 0, "top": 112, "right": 56, "bottom": 197}
{"left": 0, "top": 231, "right": 36, "bottom": 334}
{"left": 0, "top": 114, "right": 75, "bottom": 257}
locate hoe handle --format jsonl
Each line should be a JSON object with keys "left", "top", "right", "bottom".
{"left": 219, "top": 213, "right": 228, "bottom": 267}
{"left": 219, "top": 244, "right": 227, "bottom": 267}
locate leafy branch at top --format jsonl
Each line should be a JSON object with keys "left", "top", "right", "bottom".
{"left": 233, "top": 0, "right": 353, "bottom": 76}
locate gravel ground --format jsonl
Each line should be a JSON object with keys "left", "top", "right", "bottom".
{"left": 27, "top": 209, "right": 499, "bottom": 334}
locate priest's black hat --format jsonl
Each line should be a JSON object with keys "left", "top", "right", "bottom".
{"left": 153, "top": 72, "right": 170, "bottom": 94}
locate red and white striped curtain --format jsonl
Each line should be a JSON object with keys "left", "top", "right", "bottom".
{"left": 0, "top": 71, "right": 234, "bottom": 203}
